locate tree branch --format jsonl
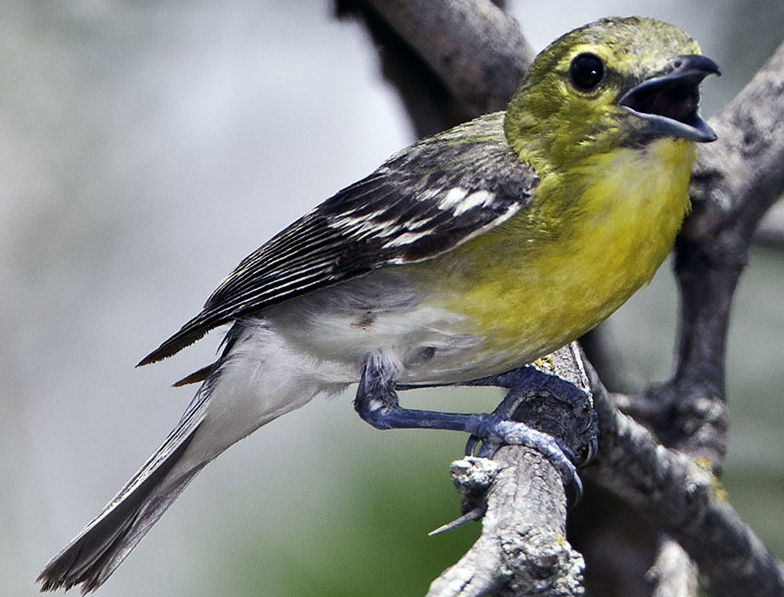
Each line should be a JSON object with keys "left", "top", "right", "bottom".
{"left": 428, "top": 344, "right": 591, "bottom": 597}
{"left": 754, "top": 198, "right": 784, "bottom": 246}
{"left": 428, "top": 449, "right": 583, "bottom": 597}
{"left": 647, "top": 536, "right": 698, "bottom": 597}
{"left": 587, "top": 365, "right": 784, "bottom": 597}
{"left": 362, "top": 0, "right": 532, "bottom": 116}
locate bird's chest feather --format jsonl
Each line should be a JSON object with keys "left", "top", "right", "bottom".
{"left": 435, "top": 138, "right": 695, "bottom": 359}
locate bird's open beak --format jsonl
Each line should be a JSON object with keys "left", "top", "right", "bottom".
{"left": 618, "top": 54, "right": 721, "bottom": 143}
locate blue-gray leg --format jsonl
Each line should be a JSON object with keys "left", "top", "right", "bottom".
{"left": 354, "top": 352, "right": 598, "bottom": 500}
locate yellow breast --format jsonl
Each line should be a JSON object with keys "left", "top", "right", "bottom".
{"left": 426, "top": 137, "right": 695, "bottom": 366}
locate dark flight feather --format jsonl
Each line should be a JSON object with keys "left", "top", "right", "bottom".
{"left": 139, "top": 112, "right": 537, "bottom": 366}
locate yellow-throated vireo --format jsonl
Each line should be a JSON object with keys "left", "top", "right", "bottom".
{"left": 39, "top": 16, "right": 719, "bottom": 593}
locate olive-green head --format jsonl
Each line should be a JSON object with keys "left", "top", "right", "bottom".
{"left": 505, "top": 16, "right": 720, "bottom": 171}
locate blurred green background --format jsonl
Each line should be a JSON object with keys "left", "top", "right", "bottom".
{"left": 2, "top": 2, "right": 782, "bottom": 596}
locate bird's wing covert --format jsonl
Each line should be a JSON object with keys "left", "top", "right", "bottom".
{"left": 140, "top": 113, "right": 538, "bottom": 365}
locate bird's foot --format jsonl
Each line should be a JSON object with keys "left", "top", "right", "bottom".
{"left": 355, "top": 355, "right": 598, "bottom": 502}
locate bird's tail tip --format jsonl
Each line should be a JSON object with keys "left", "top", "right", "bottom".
{"left": 37, "top": 421, "right": 203, "bottom": 593}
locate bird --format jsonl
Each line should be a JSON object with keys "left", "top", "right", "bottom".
{"left": 39, "top": 16, "right": 719, "bottom": 593}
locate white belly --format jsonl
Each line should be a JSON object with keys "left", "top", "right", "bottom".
{"left": 259, "top": 268, "right": 514, "bottom": 385}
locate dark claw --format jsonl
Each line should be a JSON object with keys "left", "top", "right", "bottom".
{"left": 464, "top": 434, "right": 480, "bottom": 457}
{"left": 567, "top": 469, "right": 584, "bottom": 506}
{"left": 475, "top": 437, "right": 503, "bottom": 459}
{"left": 577, "top": 436, "right": 599, "bottom": 467}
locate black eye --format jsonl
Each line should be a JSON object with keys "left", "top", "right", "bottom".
{"left": 569, "top": 53, "right": 605, "bottom": 92}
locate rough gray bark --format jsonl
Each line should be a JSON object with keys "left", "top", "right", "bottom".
{"left": 588, "top": 364, "right": 784, "bottom": 597}
{"left": 426, "top": 344, "right": 592, "bottom": 597}
{"left": 755, "top": 198, "right": 784, "bottom": 245}
{"left": 363, "top": 0, "right": 532, "bottom": 115}
{"left": 647, "top": 537, "right": 698, "bottom": 597}
{"left": 427, "top": 450, "right": 583, "bottom": 597}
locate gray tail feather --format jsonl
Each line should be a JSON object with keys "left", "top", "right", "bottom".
{"left": 38, "top": 396, "right": 208, "bottom": 594}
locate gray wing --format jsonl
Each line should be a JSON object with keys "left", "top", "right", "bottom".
{"left": 139, "top": 112, "right": 538, "bottom": 365}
